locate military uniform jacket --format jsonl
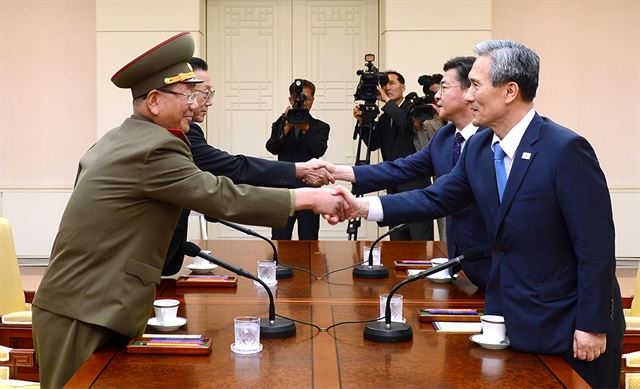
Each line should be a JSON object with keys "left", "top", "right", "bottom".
{"left": 34, "top": 115, "right": 292, "bottom": 337}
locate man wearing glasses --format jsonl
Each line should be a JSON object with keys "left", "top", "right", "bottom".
{"left": 327, "top": 57, "right": 492, "bottom": 290}
{"left": 32, "top": 33, "right": 346, "bottom": 388}
{"left": 163, "top": 59, "right": 334, "bottom": 275}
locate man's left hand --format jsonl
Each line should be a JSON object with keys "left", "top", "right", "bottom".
{"left": 573, "top": 329, "right": 606, "bottom": 361}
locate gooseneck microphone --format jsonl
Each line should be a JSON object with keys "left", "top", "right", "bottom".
{"left": 183, "top": 242, "right": 296, "bottom": 338}
{"left": 205, "top": 217, "right": 293, "bottom": 279}
{"left": 364, "top": 247, "right": 484, "bottom": 343}
{"left": 353, "top": 223, "right": 408, "bottom": 279}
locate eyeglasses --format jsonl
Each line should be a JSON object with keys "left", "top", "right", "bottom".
{"left": 439, "top": 83, "right": 463, "bottom": 94}
{"left": 158, "top": 88, "right": 198, "bottom": 104}
{"left": 195, "top": 88, "right": 216, "bottom": 102}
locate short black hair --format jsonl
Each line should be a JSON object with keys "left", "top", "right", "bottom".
{"left": 289, "top": 79, "right": 316, "bottom": 97}
{"left": 443, "top": 56, "right": 476, "bottom": 89}
{"left": 385, "top": 70, "right": 405, "bottom": 85}
{"left": 189, "top": 57, "right": 208, "bottom": 72}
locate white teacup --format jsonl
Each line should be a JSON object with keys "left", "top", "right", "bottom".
{"left": 192, "top": 250, "right": 211, "bottom": 267}
{"left": 430, "top": 257, "right": 450, "bottom": 278}
{"left": 481, "top": 315, "right": 506, "bottom": 342}
{"left": 153, "top": 299, "right": 180, "bottom": 325}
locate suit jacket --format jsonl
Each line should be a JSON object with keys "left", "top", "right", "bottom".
{"left": 265, "top": 113, "right": 330, "bottom": 175}
{"left": 353, "top": 123, "right": 492, "bottom": 289}
{"left": 358, "top": 99, "right": 429, "bottom": 193}
{"left": 163, "top": 122, "right": 297, "bottom": 275}
{"left": 34, "top": 115, "right": 292, "bottom": 338}
{"left": 378, "top": 113, "right": 624, "bottom": 354}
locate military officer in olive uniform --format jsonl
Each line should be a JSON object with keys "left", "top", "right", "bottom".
{"left": 32, "top": 32, "right": 345, "bottom": 388}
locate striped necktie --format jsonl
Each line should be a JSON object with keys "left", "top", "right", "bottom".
{"left": 452, "top": 132, "right": 464, "bottom": 165}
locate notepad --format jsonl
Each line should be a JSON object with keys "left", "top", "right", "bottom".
{"left": 433, "top": 321, "right": 482, "bottom": 333}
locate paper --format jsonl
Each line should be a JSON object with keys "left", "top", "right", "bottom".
{"left": 433, "top": 321, "right": 482, "bottom": 333}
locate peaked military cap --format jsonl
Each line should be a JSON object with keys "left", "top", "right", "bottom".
{"left": 111, "top": 32, "right": 202, "bottom": 98}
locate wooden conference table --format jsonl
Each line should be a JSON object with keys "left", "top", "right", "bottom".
{"left": 66, "top": 240, "right": 588, "bottom": 388}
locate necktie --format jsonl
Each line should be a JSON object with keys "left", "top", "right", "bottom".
{"left": 494, "top": 142, "right": 507, "bottom": 202}
{"left": 452, "top": 132, "right": 464, "bottom": 165}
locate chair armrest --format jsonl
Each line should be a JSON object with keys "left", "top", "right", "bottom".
{"left": 0, "top": 348, "right": 37, "bottom": 381}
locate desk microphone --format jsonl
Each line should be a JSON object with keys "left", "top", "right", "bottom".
{"left": 183, "top": 242, "right": 296, "bottom": 338}
{"left": 353, "top": 223, "right": 408, "bottom": 279}
{"left": 206, "top": 216, "right": 293, "bottom": 279}
{"left": 364, "top": 247, "right": 483, "bottom": 343}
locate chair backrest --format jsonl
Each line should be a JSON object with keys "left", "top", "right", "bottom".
{"left": 0, "top": 218, "right": 27, "bottom": 315}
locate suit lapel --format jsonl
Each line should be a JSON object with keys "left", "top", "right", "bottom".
{"left": 495, "top": 115, "right": 542, "bottom": 230}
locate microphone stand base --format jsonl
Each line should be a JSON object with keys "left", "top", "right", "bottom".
{"left": 363, "top": 321, "right": 413, "bottom": 343}
{"left": 353, "top": 265, "right": 389, "bottom": 279}
{"left": 276, "top": 265, "right": 294, "bottom": 279}
{"left": 260, "top": 317, "right": 296, "bottom": 338}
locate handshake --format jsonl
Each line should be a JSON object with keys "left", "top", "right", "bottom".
{"left": 293, "top": 159, "right": 368, "bottom": 224}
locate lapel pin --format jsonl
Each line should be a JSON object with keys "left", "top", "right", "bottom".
{"left": 521, "top": 152, "right": 531, "bottom": 160}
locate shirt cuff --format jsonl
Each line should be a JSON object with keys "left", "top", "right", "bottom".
{"left": 367, "top": 196, "right": 384, "bottom": 222}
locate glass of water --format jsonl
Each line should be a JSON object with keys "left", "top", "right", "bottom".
{"left": 231, "top": 316, "right": 262, "bottom": 354}
{"left": 362, "top": 246, "right": 381, "bottom": 266}
{"left": 379, "top": 294, "right": 405, "bottom": 323}
{"left": 254, "top": 260, "right": 277, "bottom": 286}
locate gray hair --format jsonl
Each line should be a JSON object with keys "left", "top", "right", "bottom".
{"left": 473, "top": 40, "right": 540, "bottom": 101}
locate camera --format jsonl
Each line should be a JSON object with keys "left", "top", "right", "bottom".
{"left": 287, "top": 79, "right": 311, "bottom": 125}
{"left": 406, "top": 74, "right": 442, "bottom": 121}
{"left": 354, "top": 54, "right": 389, "bottom": 102}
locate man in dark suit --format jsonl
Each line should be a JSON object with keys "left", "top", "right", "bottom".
{"left": 338, "top": 40, "right": 623, "bottom": 388}
{"left": 354, "top": 71, "right": 433, "bottom": 241}
{"left": 329, "top": 57, "right": 492, "bottom": 290}
{"left": 32, "top": 33, "right": 346, "bottom": 388}
{"left": 163, "top": 59, "right": 332, "bottom": 275}
{"left": 266, "top": 79, "right": 330, "bottom": 240}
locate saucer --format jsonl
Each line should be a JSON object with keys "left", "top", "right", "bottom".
{"left": 230, "top": 343, "right": 263, "bottom": 355}
{"left": 469, "top": 334, "right": 510, "bottom": 350}
{"left": 427, "top": 273, "right": 458, "bottom": 283}
{"left": 187, "top": 263, "right": 218, "bottom": 274}
{"left": 147, "top": 317, "right": 187, "bottom": 332}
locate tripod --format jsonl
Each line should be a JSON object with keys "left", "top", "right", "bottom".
{"left": 346, "top": 101, "right": 379, "bottom": 240}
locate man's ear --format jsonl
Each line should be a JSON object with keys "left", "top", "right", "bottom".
{"left": 504, "top": 82, "right": 519, "bottom": 104}
{"left": 146, "top": 91, "right": 161, "bottom": 115}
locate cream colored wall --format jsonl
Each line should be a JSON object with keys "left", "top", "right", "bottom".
{"left": 96, "top": 0, "right": 206, "bottom": 136}
{"left": 492, "top": 0, "right": 640, "bottom": 258}
{"left": 379, "top": 0, "right": 492, "bottom": 92}
{"left": 0, "top": 0, "right": 95, "bottom": 257}
{"left": 1, "top": 0, "right": 637, "bottom": 258}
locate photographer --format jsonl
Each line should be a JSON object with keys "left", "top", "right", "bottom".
{"left": 410, "top": 74, "right": 445, "bottom": 151}
{"left": 354, "top": 71, "right": 433, "bottom": 241}
{"left": 266, "top": 79, "right": 330, "bottom": 240}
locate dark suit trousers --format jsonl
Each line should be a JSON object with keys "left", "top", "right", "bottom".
{"left": 32, "top": 307, "right": 128, "bottom": 389}
{"left": 271, "top": 210, "right": 319, "bottom": 240}
{"left": 560, "top": 304, "right": 624, "bottom": 389}
{"left": 561, "top": 342, "right": 621, "bottom": 388}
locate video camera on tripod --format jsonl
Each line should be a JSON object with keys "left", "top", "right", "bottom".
{"left": 352, "top": 54, "right": 388, "bottom": 135}
{"left": 287, "top": 79, "right": 312, "bottom": 125}
{"left": 348, "top": 54, "right": 388, "bottom": 240}
{"left": 406, "top": 74, "right": 441, "bottom": 121}
{"left": 354, "top": 54, "right": 389, "bottom": 102}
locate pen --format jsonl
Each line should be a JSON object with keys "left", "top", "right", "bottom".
{"left": 185, "top": 275, "right": 231, "bottom": 279}
{"left": 424, "top": 309, "right": 478, "bottom": 315}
